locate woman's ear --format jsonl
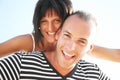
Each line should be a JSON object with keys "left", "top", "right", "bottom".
{"left": 55, "top": 29, "right": 61, "bottom": 40}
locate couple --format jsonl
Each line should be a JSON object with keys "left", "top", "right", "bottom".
{"left": 0, "top": 0, "right": 120, "bottom": 62}
{"left": 0, "top": 11, "right": 110, "bottom": 80}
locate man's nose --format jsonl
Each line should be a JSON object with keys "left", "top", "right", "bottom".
{"left": 67, "top": 41, "right": 76, "bottom": 51}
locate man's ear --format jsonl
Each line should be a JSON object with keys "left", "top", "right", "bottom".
{"left": 55, "top": 29, "right": 61, "bottom": 40}
{"left": 87, "top": 44, "right": 94, "bottom": 54}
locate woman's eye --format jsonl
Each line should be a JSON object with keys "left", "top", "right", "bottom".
{"left": 40, "top": 20, "right": 47, "bottom": 25}
{"left": 54, "top": 19, "right": 61, "bottom": 24}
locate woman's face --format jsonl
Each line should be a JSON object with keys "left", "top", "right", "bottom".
{"left": 40, "top": 9, "right": 62, "bottom": 43}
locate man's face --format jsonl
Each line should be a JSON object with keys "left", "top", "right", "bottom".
{"left": 56, "top": 14, "right": 93, "bottom": 69}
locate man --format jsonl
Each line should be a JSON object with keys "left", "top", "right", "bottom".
{"left": 0, "top": 11, "right": 110, "bottom": 80}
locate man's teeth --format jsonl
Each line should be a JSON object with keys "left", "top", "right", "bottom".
{"left": 63, "top": 51, "right": 73, "bottom": 57}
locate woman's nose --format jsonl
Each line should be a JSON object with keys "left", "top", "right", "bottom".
{"left": 48, "top": 22, "right": 55, "bottom": 32}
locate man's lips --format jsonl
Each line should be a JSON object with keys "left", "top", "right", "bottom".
{"left": 62, "top": 51, "right": 74, "bottom": 60}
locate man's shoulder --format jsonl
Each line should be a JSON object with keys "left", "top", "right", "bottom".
{"left": 78, "top": 59, "right": 97, "bottom": 65}
{"left": 0, "top": 51, "right": 44, "bottom": 61}
{"left": 77, "top": 59, "right": 99, "bottom": 70}
{"left": 15, "top": 51, "right": 44, "bottom": 58}
{"left": 75, "top": 60, "right": 110, "bottom": 80}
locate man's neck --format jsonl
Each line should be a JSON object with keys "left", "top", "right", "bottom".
{"left": 44, "top": 51, "right": 74, "bottom": 76}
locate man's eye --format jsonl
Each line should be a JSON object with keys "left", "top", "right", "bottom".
{"left": 78, "top": 40, "right": 87, "bottom": 45}
{"left": 80, "top": 40, "right": 85, "bottom": 44}
{"left": 64, "top": 34, "right": 70, "bottom": 38}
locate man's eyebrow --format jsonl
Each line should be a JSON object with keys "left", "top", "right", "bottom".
{"left": 63, "top": 30, "right": 88, "bottom": 41}
{"left": 63, "top": 30, "right": 71, "bottom": 34}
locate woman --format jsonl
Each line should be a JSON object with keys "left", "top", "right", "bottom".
{"left": 0, "top": 0, "right": 73, "bottom": 56}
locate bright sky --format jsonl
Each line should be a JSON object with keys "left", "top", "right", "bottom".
{"left": 0, "top": 0, "right": 120, "bottom": 79}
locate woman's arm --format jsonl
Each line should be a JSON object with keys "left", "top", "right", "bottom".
{"left": 90, "top": 45, "right": 120, "bottom": 62}
{"left": 0, "top": 34, "right": 33, "bottom": 57}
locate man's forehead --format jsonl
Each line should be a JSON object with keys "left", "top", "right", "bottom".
{"left": 61, "top": 14, "right": 92, "bottom": 39}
